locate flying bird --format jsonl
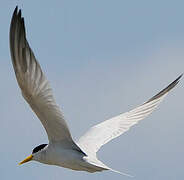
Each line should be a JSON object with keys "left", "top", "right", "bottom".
{"left": 9, "top": 6, "right": 182, "bottom": 176}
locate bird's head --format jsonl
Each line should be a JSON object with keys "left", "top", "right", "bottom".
{"left": 19, "top": 144, "right": 48, "bottom": 165}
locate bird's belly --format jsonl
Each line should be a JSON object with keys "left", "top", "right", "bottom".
{"left": 39, "top": 148, "right": 104, "bottom": 172}
{"left": 41, "top": 148, "right": 87, "bottom": 171}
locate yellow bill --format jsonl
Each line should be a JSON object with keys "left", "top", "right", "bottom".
{"left": 19, "top": 155, "right": 33, "bottom": 165}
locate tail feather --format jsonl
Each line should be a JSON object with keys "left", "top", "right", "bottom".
{"left": 84, "top": 156, "right": 133, "bottom": 177}
{"left": 109, "top": 168, "right": 133, "bottom": 177}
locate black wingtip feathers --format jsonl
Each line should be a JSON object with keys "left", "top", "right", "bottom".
{"left": 145, "top": 74, "right": 182, "bottom": 104}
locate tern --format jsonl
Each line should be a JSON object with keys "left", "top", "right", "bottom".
{"left": 10, "top": 6, "right": 182, "bottom": 176}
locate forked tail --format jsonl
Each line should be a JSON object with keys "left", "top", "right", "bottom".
{"left": 84, "top": 156, "right": 133, "bottom": 177}
{"left": 109, "top": 168, "right": 133, "bottom": 177}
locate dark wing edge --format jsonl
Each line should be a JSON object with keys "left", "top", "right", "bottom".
{"left": 145, "top": 74, "right": 183, "bottom": 104}
{"left": 10, "top": 6, "right": 27, "bottom": 75}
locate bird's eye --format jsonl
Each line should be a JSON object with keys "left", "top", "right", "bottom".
{"left": 32, "top": 144, "right": 48, "bottom": 154}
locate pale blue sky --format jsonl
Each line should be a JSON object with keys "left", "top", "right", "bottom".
{"left": 0, "top": 1, "right": 184, "bottom": 179}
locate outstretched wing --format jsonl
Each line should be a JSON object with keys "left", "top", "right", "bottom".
{"left": 9, "top": 7, "right": 73, "bottom": 143}
{"left": 78, "top": 75, "right": 182, "bottom": 156}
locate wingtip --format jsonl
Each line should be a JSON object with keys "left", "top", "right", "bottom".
{"left": 11, "top": 6, "right": 24, "bottom": 27}
{"left": 178, "top": 73, "right": 183, "bottom": 80}
{"left": 18, "top": 8, "right": 22, "bottom": 18}
{"left": 15, "top": 6, "right": 18, "bottom": 11}
{"left": 13, "top": 6, "right": 23, "bottom": 18}
{"left": 145, "top": 74, "right": 182, "bottom": 104}
{"left": 172, "top": 73, "right": 183, "bottom": 86}
{"left": 11, "top": 6, "right": 21, "bottom": 24}
{"left": 13, "top": 6, "right": 18, "bottom": 16}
